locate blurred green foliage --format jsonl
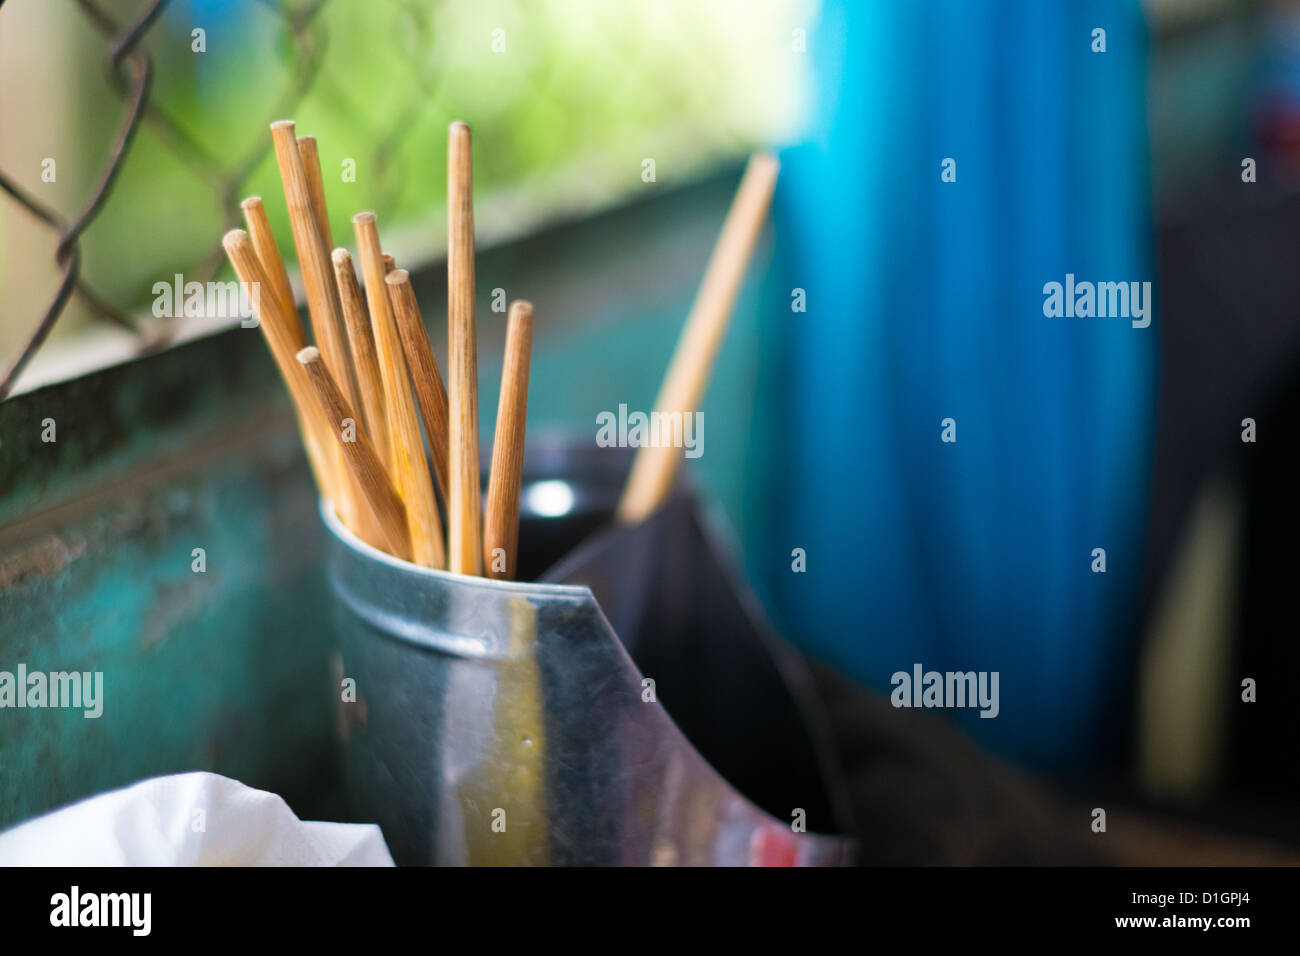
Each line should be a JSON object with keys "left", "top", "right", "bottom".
{"left": 2, "top": 0, "right": 811, "bottom": 359}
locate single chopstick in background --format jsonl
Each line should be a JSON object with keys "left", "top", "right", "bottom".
{"left": 483, "top": 300, "right": 534, "bottom": 580}
{"left": 298, "top": 346, "right": 411, "bottom": 560}
{"left": 240, "top": 196, "right": 298, "bottom": 330}
{"left": 447, "top": 120, "right": 483, "bottom": 576}
{"left": 615, "top": 153, "right": 780, "bottom": 525}
{"left": 332, "top": 248, "right": 390, "bottom": 466}
{"left": 382, "top": 253, "right": 396, "bottom": 274}
{"left": 386, "top": 268, "right": 452, "bottom": 499}
{"left": 354, "top": 211, "right": 446, "bottom": 569}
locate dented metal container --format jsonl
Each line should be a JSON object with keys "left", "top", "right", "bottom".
{"left": 323, "top": 442, "right": 856, "bottom": 865}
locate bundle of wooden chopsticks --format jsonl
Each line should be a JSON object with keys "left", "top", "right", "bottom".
{"left": 227, "top": 114, "right": 780, "bottom": 581}
{"left": 223, "top": 120, "right": 531, "bottom": 579}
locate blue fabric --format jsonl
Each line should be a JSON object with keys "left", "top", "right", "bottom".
{"left": 756, "top": 0, "right": 1156, "bottom": 771}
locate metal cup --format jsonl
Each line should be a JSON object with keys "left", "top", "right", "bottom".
{"left": 324, "top": 439, "right": 856, "bottom": 865}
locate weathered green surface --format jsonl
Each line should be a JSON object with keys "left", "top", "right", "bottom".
{"left": 0, "top": 168, "right": 767, "bottom": 831}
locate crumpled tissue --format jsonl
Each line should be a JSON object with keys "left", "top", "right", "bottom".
{"left": 0, "top": 771, "right": 393, "bottom": 866}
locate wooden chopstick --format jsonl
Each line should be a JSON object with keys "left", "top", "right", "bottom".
{"left": 297, "top": 135, "right": 334, "bottom": 251}
{"left": 447, "top": 120, "right": 483, "bottom": 576}
{"left": 483, "top": 300, "right": 533, "bottom": 580}
{"left": 353, "top": 211, "right": 446, "bottom": 569}
{"left": 222, "top": 229, "right": 338, "bottom": 507}
{"left": 615, "top": 153, "right": 780, "bottom": 524}
{"left": 270, "top": 121, "right": 379, "bottom": 537}
{"left": 382, "top": 253, "right": 396, "bottom": 274}
{"left": 386, "top": 268, "right": 451, "bottom": 499}
{"left": 269, "top": 120, "right": 357, "bottom": 413}
{"left": 240, "top": 196, "right": 298, "bottom": 332}
{"left": 332, "top": 248, "right": 390, "bottom": 466}
{"left": 298, "top": 346, "right": 411, "bottom": 560}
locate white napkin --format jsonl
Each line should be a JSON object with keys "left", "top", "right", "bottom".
{"left": 0, "top": 772, "right": 393, "bottom": 866}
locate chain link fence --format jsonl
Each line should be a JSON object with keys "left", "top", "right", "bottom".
{"left": 0, "top": 0, "right": 812, "bottom": 400}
